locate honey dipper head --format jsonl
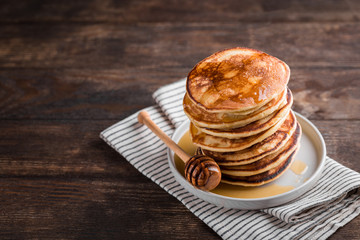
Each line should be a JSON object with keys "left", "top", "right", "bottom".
{"left": 184, "top": 155, "right": 221, "bottom": 191}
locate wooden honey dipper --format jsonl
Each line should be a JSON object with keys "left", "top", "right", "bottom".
{"left": 138, "top": 111, "right": 221, "bottom": 191}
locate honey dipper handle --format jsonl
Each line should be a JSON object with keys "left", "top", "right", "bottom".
{"left": 137, "top": 111, "right": 191, "bottom": 163}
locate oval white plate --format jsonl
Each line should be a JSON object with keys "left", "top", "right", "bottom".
{"left": 167, "top": 112, "right": 326, "bottom": 209}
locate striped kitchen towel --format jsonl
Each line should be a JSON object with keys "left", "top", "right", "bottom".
{"left": 100, "top": 79, "right": 360, "bottom": 240}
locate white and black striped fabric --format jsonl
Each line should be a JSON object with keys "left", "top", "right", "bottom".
{"left": 100, "top": 79, "right": 360, "bottom": 240}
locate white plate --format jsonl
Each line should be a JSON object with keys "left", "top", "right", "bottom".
{"left": 167, "top": 112, "right": 326, "bottom": 209}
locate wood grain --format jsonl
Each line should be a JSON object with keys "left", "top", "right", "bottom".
{"left": 0, "top": 178, "right": 219, "bottom": 239}
{"left": 1, "top": 23, "right": 360, "bottom": 69}
{"left": 0, "top": 0, "right": 359, "bottom": 239}
{"left": 0, "top": 0, "right": 359, "bottom": 23}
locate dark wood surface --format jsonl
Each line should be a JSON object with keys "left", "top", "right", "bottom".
{"left": 0, "top": 1, "right": 359, "bottom": 239}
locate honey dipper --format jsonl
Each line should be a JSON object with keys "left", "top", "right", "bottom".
{"left": 138, "top": 111, "right": 221, "bottom": 191}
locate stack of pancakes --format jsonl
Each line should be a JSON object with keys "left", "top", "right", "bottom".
{"left": 183, "top": 48, "right": 301, "bottom": 187}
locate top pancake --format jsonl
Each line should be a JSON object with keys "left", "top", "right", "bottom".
{"left": 186, "top": 47, "right": 290, "bottom": 113}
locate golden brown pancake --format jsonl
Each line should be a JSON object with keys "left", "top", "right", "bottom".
{"left": 186, "top": 47, "right": 290, "bottom": 113}
{"left": 221, "top": 147, "right": 298, "bottom": 187}
{"left": 190, "top": 110, "right": 296, "bottom": 152}
{"left": 220, "top": 124, "right": 301, "bottom": 176}
{"left": 183, "top": 87, "right": 288, "bottom": 129}
{"left": 200, "top": 88, "right": 293, "bottom": 138}
{"left": 183, "top": 48, "right": 297, "bottom": 187}
{"left": 201, "top": 123, "right": 300, "bottom": 166}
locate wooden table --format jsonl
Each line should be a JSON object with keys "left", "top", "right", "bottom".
{"left": 0, "top": 0, "right": 359, "bottom": 239}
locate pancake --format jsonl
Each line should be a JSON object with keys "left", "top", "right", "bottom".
{"left": 190, "top": 110, "right": 296, "bottom": 152}
{"left": 220, "top": 124, "right": 301, "bottom": 176}
{"left": 200, "top": 88, "right": 293, "bottom": 138}
{"left": 186, "top": 47, "right": 290, "bottom": 113}
{"left": 202, "top": 123, "right": 300, "bottom": 166}
{"left": 183, "top": 87, "right": 287, "bottom": 129}
{"left": 221, "top": 147, "right": 298, "bottom": 187}
{"left": 183, "top": 48, "right": 296, "bottom": 187}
